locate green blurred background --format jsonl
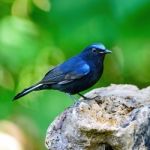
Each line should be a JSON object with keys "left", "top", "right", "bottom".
{"left": 0, "top": 0, "right": 150, "bottom": 149}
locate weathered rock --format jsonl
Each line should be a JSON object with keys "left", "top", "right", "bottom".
{"left": 45, "top": 84, "right": 150, "bottom": 150}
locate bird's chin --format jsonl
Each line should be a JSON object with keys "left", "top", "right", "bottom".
{"left": 99, "top": 53, "right": 105, "bottom": 56}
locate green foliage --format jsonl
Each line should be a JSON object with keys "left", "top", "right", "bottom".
{"left": 0, "top": 0, "right": 150, "bottom": 149}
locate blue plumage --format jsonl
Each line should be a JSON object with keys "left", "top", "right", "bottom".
{"left": 13, "top": 43, "right": 111, "bottom": 100}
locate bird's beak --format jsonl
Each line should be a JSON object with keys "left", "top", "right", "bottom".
{"left": 105, "top": 49, "right": 112, "bottom": 54}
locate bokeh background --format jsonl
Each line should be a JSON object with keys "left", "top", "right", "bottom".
{"left": 0, "top": 0, "right": 150, "bottom": 149}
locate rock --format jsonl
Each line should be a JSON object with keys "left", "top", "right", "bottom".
{"left": 45, "top": 84, "right": 150, "bottom": 150}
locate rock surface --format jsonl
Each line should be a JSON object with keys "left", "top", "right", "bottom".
{"left": 45, "top": 84, "right": 150, "bottom": 150}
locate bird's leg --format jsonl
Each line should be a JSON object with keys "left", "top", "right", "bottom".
{"left": 78, "top": 93, "right": 90, "bottom": 100}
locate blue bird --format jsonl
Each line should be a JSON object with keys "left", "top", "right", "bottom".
{"left": 13, "top": 43, "right": 111, "bottom": 100}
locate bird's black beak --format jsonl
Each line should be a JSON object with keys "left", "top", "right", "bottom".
{"left": 104, "top": 49, "right": 112, "bottom": 54}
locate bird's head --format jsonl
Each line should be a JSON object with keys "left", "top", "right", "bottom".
{"left": 81, "top": 43, "right": 112, "bottom": 60}
{"left": 84, "top": 43, "right": 112, "bottom": 55}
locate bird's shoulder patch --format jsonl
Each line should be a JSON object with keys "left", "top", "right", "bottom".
{"left": 58, "top": 63, "right": 90, "bottom": 85}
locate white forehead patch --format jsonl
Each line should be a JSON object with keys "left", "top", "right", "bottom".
{"left": 93, "top": 44, "right": 106, "bottom": 50}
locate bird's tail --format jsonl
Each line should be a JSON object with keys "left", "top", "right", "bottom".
{"left": 13, "top": 83, "right": 43, "bottom": 101}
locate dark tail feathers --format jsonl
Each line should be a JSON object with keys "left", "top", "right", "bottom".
{"left": 13, "top": 83, "right": 43, "bottom": 101}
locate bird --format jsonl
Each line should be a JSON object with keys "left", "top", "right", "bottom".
{"left": 13, "top": 43, "right": 111, "bottom": 101}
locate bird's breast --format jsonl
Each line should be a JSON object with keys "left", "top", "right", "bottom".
{"left": 87, "top": 62, "right": 103, "bottom": 83}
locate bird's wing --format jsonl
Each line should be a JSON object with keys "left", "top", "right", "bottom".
{"left": 41, "top": 57, "right": 90, "bottom": 85}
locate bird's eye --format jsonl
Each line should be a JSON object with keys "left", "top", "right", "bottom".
{"left": 92, "top": 48, "right": 97, "bottom": 53}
